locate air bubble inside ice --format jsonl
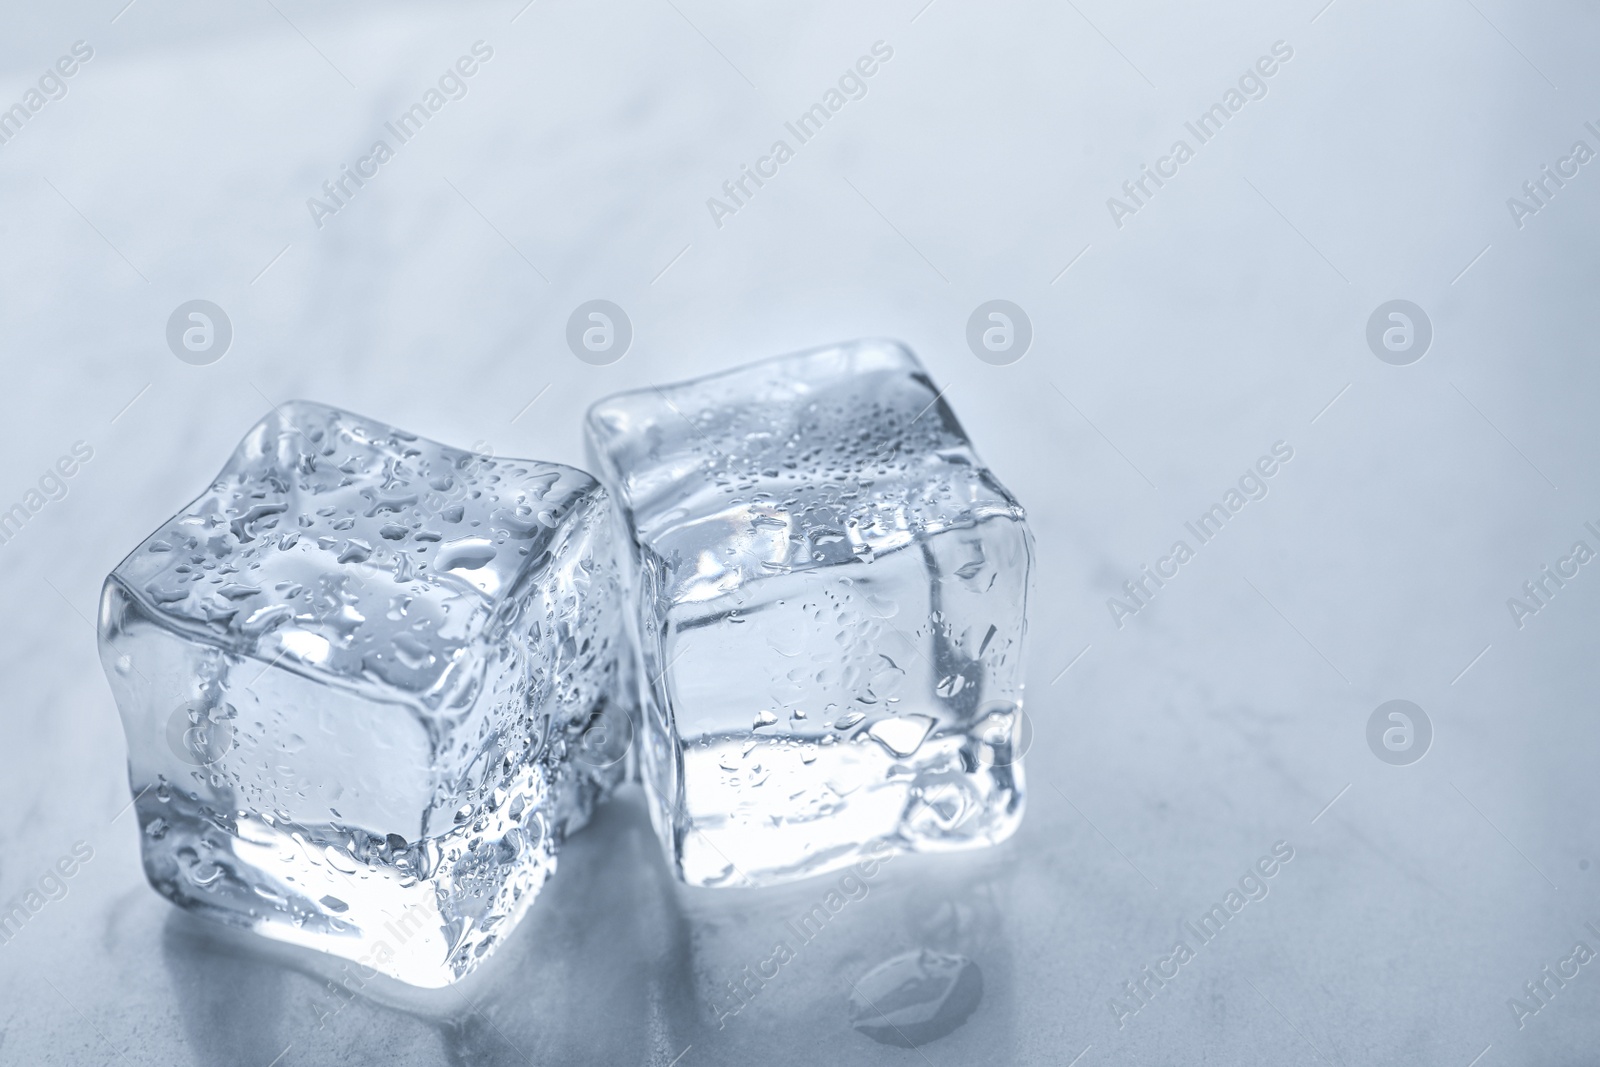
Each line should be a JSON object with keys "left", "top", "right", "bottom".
{"left": 867, "top": 714, "right": 934, "bottom": 757}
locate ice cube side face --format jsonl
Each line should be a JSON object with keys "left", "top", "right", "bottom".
{"left": 586, "top": 340, "right": 1033, "bottom": 887}
{"left": 96, "top": 401, "right": 633, "bottom": 987}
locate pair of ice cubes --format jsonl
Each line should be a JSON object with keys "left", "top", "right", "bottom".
{"left": 98, "top": 340, "right": 1033, "bottom": 986}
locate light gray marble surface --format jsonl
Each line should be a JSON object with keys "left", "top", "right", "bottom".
{"left": 0, "top": 0, "right": 1596, "bottom": 1063}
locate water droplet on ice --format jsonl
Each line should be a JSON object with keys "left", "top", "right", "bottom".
{"left": 437, "top": 537, "right": 497, "bottom": 571}
{"left": 436, "top": 537, "right": 500, "bottom": 593}
{"left": 322, "top": 846, "right": 358, "bottom": 874}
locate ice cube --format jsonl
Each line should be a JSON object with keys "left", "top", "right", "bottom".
{"left": 97, "top": 401, "right": 633, "bottom": 986}
{"left": 586, "top": 340, "right": 1032, "bottom": 887}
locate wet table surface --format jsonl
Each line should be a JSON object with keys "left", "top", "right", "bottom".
{"left": 1, "top": 1, "right": 1598, "bottom": 1063}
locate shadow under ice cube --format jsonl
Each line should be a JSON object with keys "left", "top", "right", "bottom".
{"left": 97, "top": 401, "right": 632, "bottom": 986}
{"left": 586, "top": 340, "right": 1033, "bottom": 887}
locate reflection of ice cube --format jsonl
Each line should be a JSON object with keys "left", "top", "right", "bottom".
{"left": 849, "top": 950, "right": 984, "bottom": 1047}
{"left": 97, "top": 401, "right": 633, "bottom": 986}
{"left": 587, "top": 340, "right": 1033, "bottom": 887}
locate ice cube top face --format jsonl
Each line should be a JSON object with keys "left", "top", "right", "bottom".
{"left": 586, "top": 340, "right": 1033, "bottom": 888}
{"left": 97, "top": 401, "right": 632, "bottom": 987}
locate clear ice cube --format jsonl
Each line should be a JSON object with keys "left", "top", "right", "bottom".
{"left": 97, "top": 401, "right": 633, "bottom": 986}
{"left": 586, "top": 340, "right": 1033, "bottom": 887}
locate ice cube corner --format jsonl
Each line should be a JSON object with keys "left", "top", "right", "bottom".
{"left": 586, "top": 340, "right": 1034, "bottom": 888}
{"left": 97, "top": 401, "right": 633, "bottom": 986}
